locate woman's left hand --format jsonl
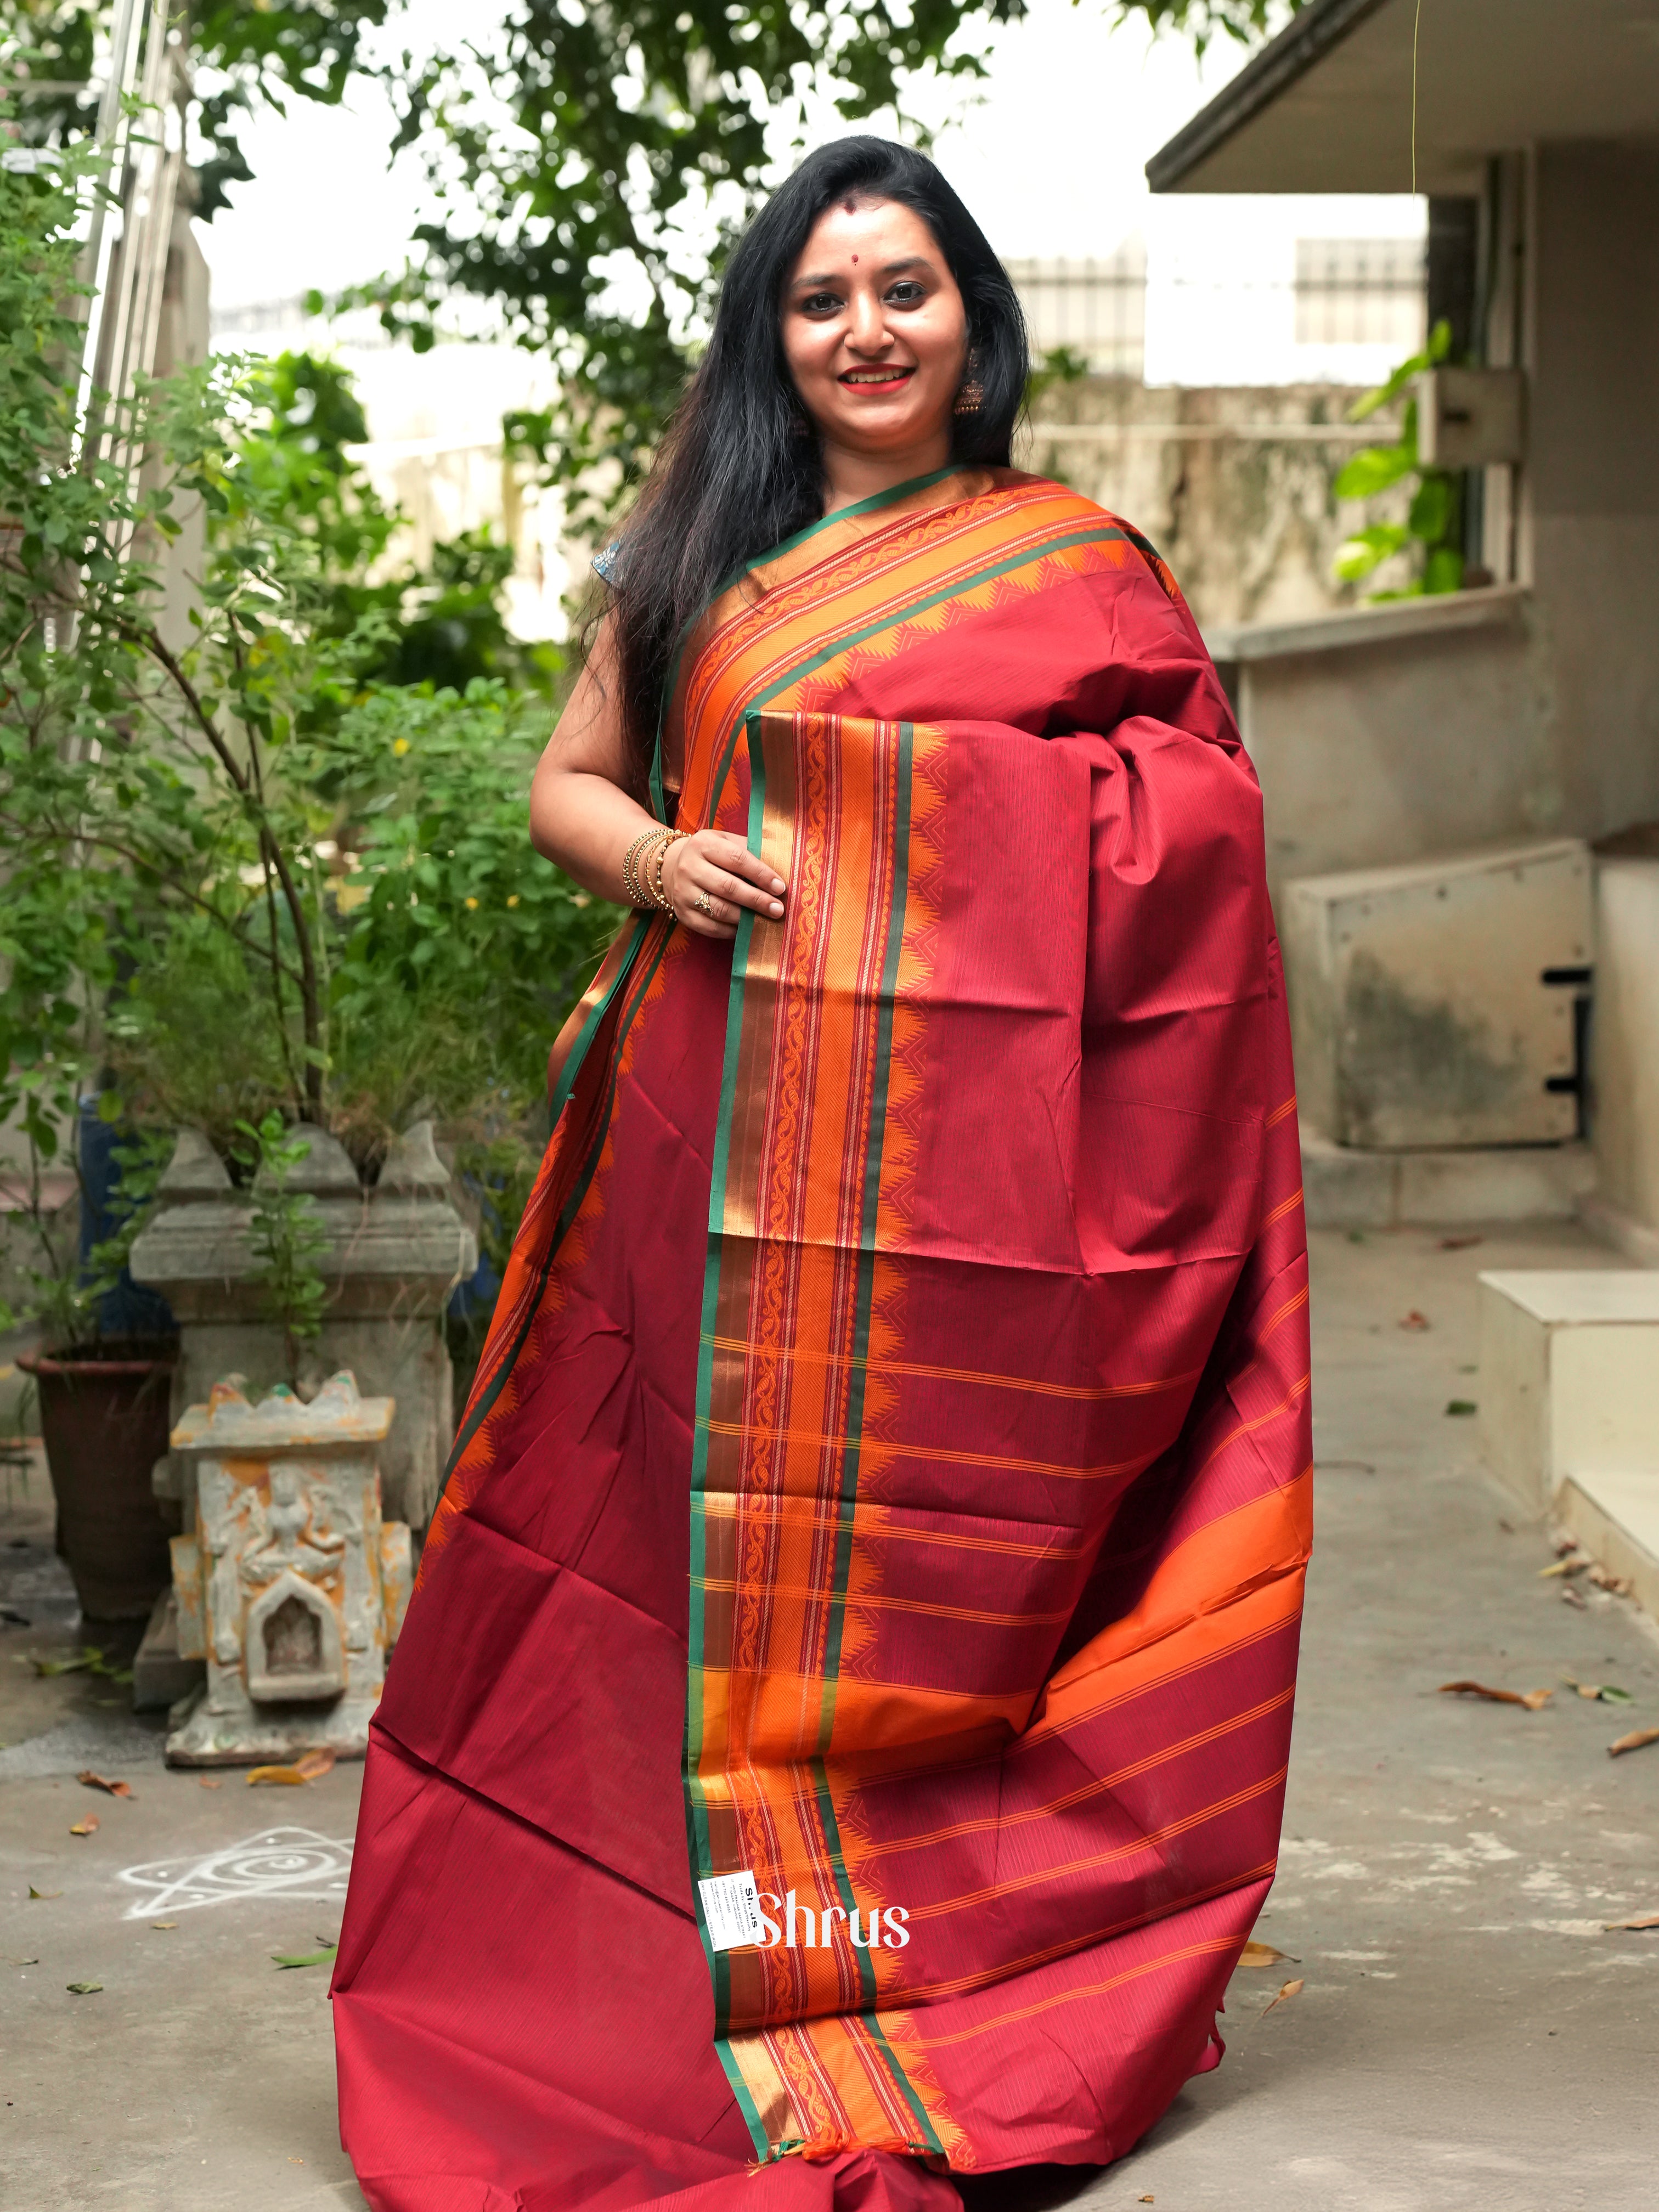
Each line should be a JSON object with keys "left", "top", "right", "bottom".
{"left": 660, "top": 829, "right": 787, "bottom": 941}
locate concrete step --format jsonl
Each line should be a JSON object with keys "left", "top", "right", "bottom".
{"left": 1302, "top": 1127, "right": 1596, "bottom": 1229}
{"left": 1476, "top": 1269, "right": 1659, "bottom": 1514}
{"left": 1556, "top": 1471, "right": 1659, "bottom": 1622}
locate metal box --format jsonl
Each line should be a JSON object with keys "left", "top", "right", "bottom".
{"left": 1282, "top": 838, "right": 1592, "bottom": 1150}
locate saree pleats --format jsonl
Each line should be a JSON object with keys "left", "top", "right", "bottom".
{"left": 334, "top": 469, "right": 1311, "bottom": 2209}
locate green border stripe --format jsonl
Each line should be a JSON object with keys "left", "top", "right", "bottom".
{"left": 684, "top": 709, "right": 771, "bottom": 2031}
{"left": 438, "top": 922, "right": 665, "bottom": 1494}
{"left": 861, "top": 2011, "right": 946, "bottom": 2157}
{"left": 712, "top": 2038, "right": 771, "bottom": 2154}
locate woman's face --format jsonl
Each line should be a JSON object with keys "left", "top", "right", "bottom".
{"left": 781, "top": 198, "right": 969, "bottom": 460}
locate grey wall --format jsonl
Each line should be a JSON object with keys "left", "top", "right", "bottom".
{"left": 1523, "top": 143, "right": 1659, "bottom": 845}
{"left": 1018, "top": 379, "right": 1419, "bottom": 631}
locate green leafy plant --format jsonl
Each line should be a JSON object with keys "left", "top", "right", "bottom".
{"left": 235, "top": 1114, "right": 330, "bottom": 1385}
{"left": 1332, "top": 319, "right": 1465, "bottom": 600}
{"left": 2, "top": 106, "right": 609, "bottom": 1357}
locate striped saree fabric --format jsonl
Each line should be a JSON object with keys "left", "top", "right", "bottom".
{"left": 333, "top": 467, "right": 1311, "bottom": 2212}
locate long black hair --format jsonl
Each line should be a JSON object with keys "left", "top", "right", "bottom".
{"left": 602, "top": 136, "right": 1029, "bottom": 782}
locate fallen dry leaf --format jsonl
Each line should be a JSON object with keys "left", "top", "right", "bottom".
{"left": 247, "top": 1746, "right": 336, "bottom": 1787}
{"left": 1588, "top": 1564, "right": 1634, "bottom": 1595}
{"left": 76, "top": 1769, "right": 133, "bottom": 1798}
{"left": 1562, "top": 1584, "right": 1588, "bottom": 1610}
{"left": 198, "top": 1776, "right": 222, "bottom": 1789}
{"left": 1538, "top": 1556, "right": 1588, "bottom": 1578}
{"left": 27, "top": 1885, "right": 61, "bottom": 1900}
{"left": 1602, "top": 1912, "right": 1659, "bottom": 1931}
{"left": 151, "top": 1921, "right": 177, "bottom": 1931}
{"left": 1239, "top": 1940, "right": 1296, "bottom": 1968}
{"left": 69, "top": 1815, "right": 99, "bottom": 1836}
{"left": 1260, "top": 1977, "right": 1304, "bottom": 2019}
{"left": 1440, "top": 1680, "right": 1553, "bottom": 1711}
{"left": 1609, "top": 1726, "right": 1659, "bottom": 1758}
{"left": 1138, "top": 2197, "right": 1154, "bottom": 2205}
{"left": 1398, "top": 1310, "right": 1431, "bottom": 1331}
{"left": 1438, "top": 1233, "right": 1483, "bottom": 1250}
{"left": 65, "top": 1980, "right": 102, "bottom": 1995}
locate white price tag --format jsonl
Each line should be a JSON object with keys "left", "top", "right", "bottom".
{"left": 698, "top": 1870, "right": 766, "bottom": 1952}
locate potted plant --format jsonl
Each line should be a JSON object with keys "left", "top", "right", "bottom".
{"left": 6, "top": 1130, "right": 178, "bottom": 1623}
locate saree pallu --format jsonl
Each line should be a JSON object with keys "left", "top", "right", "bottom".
{"left": 333, "top": 467, "right": 1311, "bottom": 2212}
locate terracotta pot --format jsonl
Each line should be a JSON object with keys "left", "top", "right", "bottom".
{"left": 18, "top": 1339, "right": 179, "bottom": 1622}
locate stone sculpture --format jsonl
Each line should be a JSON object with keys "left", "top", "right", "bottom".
{"left": 164, "top": 1371, "right": 411, "bottom": 1765}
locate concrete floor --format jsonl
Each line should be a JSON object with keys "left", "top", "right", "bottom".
{"left": 3, "top": 1223, "right": 1657, "bottom": 2212}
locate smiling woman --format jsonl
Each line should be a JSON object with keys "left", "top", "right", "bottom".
{"left": 781, "top": 199, "right": 972, "bottom": 503}
{"left": 332, "top": 135, "right": 1311, "bottom": 2212}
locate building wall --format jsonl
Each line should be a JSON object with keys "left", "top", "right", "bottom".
{"left": 1524, "top": 143, "right": 1659, "bottom": 847}
{"left": 1019, "top": 377, "right": 1415, "bottom": 631}
{"left": 1219, "top": 144, "right": 1659, "bottom": 912}
{"left": 1592, "top": 859, "right": 1659, "bottom": 1237}
{"left": 1234, "top": 608, "right": 1542, "bottom": 902}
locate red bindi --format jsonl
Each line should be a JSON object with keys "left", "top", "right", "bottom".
{"left": 851, "top": 254, "right": 859, "bottom": 264}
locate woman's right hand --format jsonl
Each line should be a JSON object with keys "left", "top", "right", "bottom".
{"left": 659, "top": 830, "right": 787, "bottom": 941}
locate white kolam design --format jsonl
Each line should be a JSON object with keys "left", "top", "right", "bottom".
{"left": 117, "top": 1825, "right": 355, "bottom": 1919}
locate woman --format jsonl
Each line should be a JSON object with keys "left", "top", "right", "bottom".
{"left": 334, "top": 137, "right": 1310, "bottom": 2212}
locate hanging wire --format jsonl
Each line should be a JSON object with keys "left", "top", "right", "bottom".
{"left": 1411, "top": 0, "right": 1425, "bottom": 194}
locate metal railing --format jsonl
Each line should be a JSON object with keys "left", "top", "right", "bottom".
{"left": 1292, "top": 238, "right": 1427, "bottom": 349}
{"left": 1007, "top": 249, "right": 1148, "bottom": 377}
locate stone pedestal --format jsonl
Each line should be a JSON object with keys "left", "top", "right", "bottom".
{"left": 164, "top": 1372, "right": 411, "bottom": 1765}
{"left": 130, "top": 1121, "right": 477, "bottom": 1530}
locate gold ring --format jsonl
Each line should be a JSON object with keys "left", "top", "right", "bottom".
{"left": 693, "top": 890, "right": 714, "bottom": 917}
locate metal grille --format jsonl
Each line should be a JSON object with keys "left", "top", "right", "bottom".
{"left": 1007, "top": 247, "right": 1147, "bottom": 377}
{"left": 1294, "top": 239, "right": 1426, "bottom": 349}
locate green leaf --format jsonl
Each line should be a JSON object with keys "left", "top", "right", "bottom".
{"left": 1334, "top": 524, "right": 1408, "bottom": 582}
{"left": 1407, "top": 475, "right": 1452, "bottom": 544}
{"left": 1335, "top": 444, "right": 1417, "bottom": 501}
{"left": 65, "top": 1981, "right": 103, "bottom": 1995}
{"left": 1423, "top": 546, "right": 1465, "bottom": 596}
{"left": 1446, "top": 1400, "right": 1479, "bottom": 1417}
{"left": 272, "top": 1943, "right": 338, "bottom": 1970}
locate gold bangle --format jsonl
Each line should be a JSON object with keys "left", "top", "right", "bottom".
{"left": 622, "top": 827, "right": 666, "bottom": 910}
{"left": 651, "top": 830, "right": 688, "bottom": 914}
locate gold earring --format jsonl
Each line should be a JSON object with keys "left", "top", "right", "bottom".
{"left": 953, "top": 349, "right": 983, "bottom": 415}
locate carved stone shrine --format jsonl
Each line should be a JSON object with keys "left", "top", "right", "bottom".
{"left": 165, "top": 1371, "right": 411, "bottom": 1765}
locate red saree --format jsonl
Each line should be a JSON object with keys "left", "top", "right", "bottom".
{"left": 332, "top": 466, "right": 1311, "bottom": 2211}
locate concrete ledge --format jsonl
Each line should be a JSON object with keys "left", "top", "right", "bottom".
{"left": 1205, "top": 584, "right": 1528, "bottom": 664}
{"left": 1556, "top": 1472, "right": 1659, "bottom": 1623}
{"left": 1302, "top": 1129, "right": 1596, "bottom": 1229}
